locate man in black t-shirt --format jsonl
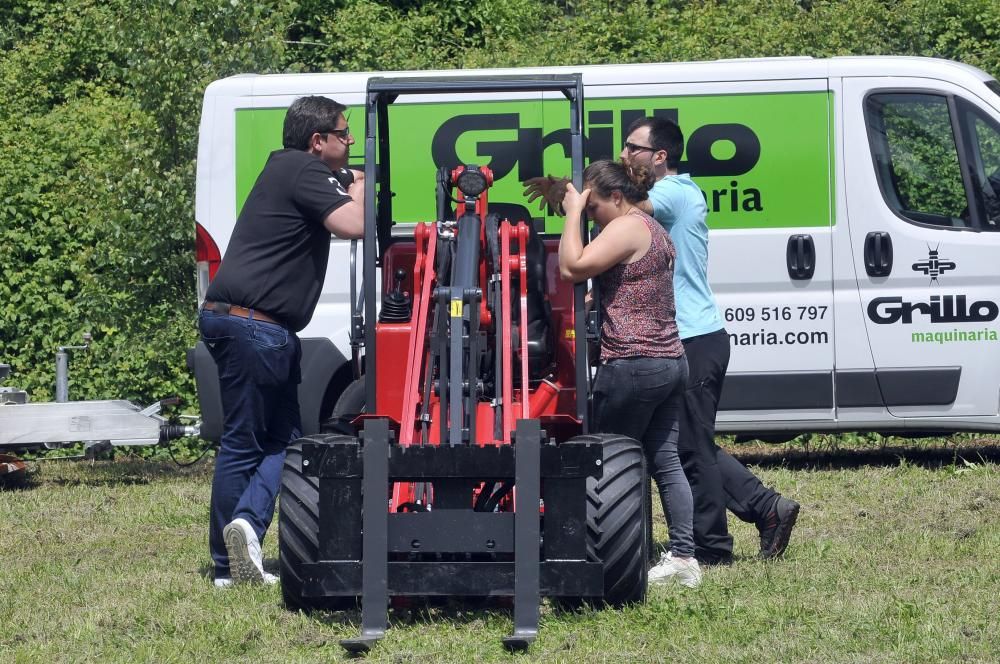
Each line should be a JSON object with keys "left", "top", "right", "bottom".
{"left": 198, "top": 96, "right": 364, "bottom": 587}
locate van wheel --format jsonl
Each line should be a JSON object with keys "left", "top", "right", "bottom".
{"left": 320, "top": 376, "right": 366, "bottom": 433}
{"left": 279, "top": 435, "right": 359, "bottom": 611}
{"left": 558, "top": 433, "right": 649, "bottom": 608}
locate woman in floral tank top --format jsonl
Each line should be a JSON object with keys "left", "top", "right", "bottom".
{"left": 558, "top": 160, "right": 701, "bottom": 588}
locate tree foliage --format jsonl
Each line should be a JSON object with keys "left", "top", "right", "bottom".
{"left": 0, "top": 0, "right": 293, "bottom": 414}
{"left": 1, "top": 0, "right": 999, "bottom": 452}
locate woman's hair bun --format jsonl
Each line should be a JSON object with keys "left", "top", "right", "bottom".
{"left": 582, "top": 159, "right": 653, "bottom": 203}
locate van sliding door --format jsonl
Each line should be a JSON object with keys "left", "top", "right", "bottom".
{"left": 538, "top": 80, "right": 837, "bottom": 429}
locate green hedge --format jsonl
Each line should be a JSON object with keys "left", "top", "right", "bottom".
{"left": 0, "top": 0, "right": 292, "bottom": 414}
{"left": 1, "top": 1, "right": 999, "bottom": 456}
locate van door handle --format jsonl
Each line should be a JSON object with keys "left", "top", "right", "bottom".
{"left": 864, "top": 231, "right": 893, "bottom": 277}
{"left": 786, "top": 234, "right": 815, "bottom": 280}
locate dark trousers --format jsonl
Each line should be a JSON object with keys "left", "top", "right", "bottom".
{"left": 677, "top": 329, "right": 733, "bottom": 563}
{"left": 679, "top": 329, "right": 778, "bottom": 562}
{"left": 721, "top": 448, "right": 778, "bottom": 524}
{"left": 199, "top": 309, "right": 302, "bottom": 578}
{"left": 592, "top": 356, "right": 695, "bottom": 557}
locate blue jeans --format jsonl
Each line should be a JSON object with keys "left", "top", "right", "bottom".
{"left": 199, "top": 309, "right": 302, "bottom": 578}
{"left": 592, "top": 355, "right": 694, "bottom": 558}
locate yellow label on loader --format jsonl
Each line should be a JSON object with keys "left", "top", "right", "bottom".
{"left": 450, "top": 299, "right": 463, "bottom": 317}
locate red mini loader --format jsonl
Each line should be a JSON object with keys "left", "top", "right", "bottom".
{"left": 278, "top": 74, "right": 651, "bottom": 653}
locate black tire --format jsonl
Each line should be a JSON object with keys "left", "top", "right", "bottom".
{"left": 321, "top": 377, "right": 366, "bottom": 433}
{"left": 562, "top": 433, "right": 649, "bottom": 607}
{"left": 279, "top": 434, "right": 360, "bottom": 611}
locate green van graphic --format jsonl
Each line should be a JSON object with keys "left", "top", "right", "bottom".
{"left": 235, "top": 91, "right": 833, "bottom": 232}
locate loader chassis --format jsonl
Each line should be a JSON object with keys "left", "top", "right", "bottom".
{"left": 278, "top": 75, "right": 651, "bottom": 652}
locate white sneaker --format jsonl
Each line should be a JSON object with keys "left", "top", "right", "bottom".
{"left": 223, "top": 518, "right": 270, "bottom": 585}
{"left": 214, "top": 573, "right": 276, "bottom": 588}
{"left": 648, "top": 551, "right": 703, "bottom": 588}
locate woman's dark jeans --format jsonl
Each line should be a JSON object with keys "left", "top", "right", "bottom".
{"left": 592, "top": 355, "right": 695, "bottom": 558}
{"left": 199, "top": 309, "right": 302, "bottom": 578}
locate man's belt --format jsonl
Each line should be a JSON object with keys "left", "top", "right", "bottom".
{"left": 203, "top": 301, "right": 282, "bottom": 326}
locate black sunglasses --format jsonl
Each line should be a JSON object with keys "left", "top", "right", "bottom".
{"left": 623, "top": 141, "right": 658, "bottom": 154}
{"left": 323, "top": 126, "right": 351, "bottom": 139}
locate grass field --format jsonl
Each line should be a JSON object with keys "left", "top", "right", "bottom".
{"left": 2, "top": 438, "right": 999, "bottom": 663}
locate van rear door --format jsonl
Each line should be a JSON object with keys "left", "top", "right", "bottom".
{"left": 702, "top": 82, "right": 837, "bottom": 427}
{"left": 843, "top": 76, "right": 1000, "bottom": 419}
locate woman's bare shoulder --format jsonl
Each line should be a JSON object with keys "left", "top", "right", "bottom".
{"left": 603, "top": 213, "right": 651, "bottom": 238}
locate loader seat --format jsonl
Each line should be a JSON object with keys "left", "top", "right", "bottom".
{"left": 492, "top": 203, "right": 554, "bottom": 379}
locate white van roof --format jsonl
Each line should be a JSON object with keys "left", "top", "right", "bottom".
{"left": 204, "top": 56, "right": 996, "bottom": 99}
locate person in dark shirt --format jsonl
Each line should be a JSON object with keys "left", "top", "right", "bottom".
{"left": 199, "top": 96, "right": 364, "bottom": 587}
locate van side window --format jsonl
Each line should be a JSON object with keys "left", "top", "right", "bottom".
{"left": 865, "top": 93, "right": 968, "bottom": 228}
{"left": 956, "top": 99, "right": 1000, "bottom": 231}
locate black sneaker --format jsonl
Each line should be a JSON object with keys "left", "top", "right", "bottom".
{"left": 758, "top": 496, "right": 800, "bottom": 559}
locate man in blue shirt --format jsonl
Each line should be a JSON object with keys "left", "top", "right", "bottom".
{"left": 620, "top": 117, "right": 799, "bottom": 565}
{"left": 524, "top": 117, "right": 800, "bottom": 566}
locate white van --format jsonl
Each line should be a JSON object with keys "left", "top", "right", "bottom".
{"left": 190, "top": 56, "right": 1000, "bottom": 441}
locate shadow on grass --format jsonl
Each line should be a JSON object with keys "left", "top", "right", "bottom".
{"left": 310, "top": 597, "right": 519, "bottom": 630}
{"left": 1, "top": 456, "right": 213, "bottom": 491}
{"left": 0, "top": 471, "right": 32, "bottom": 491}
{"left": 231, "top": 556, "right": 602, "bottom": 627}
{"left": 732, "top": 443, "right": 1000, "bottom": 471}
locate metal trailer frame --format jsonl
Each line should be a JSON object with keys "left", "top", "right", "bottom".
{"left": 0, "top": 362, "right": 198, "bottom": 452}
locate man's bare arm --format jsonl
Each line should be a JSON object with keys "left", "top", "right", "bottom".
{"left": 323, "top": 170, "right": 365, "bottom": 238}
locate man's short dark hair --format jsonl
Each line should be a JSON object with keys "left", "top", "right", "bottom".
{"left": 283, "top": 96, "right": 347, "bottom": 150}
{"left": 626, "top": 116, "right": 684, "bottom": 170}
